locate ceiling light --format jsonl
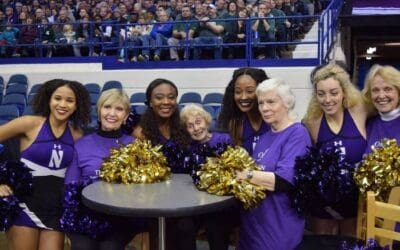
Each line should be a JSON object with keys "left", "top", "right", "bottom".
{"left": 366, "top": 47, "right": 376, "bottom": 54}
{"left": 366, "top": 56, "right": 372, "bottom": 60}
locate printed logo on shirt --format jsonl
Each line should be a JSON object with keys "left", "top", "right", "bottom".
{"left": 333, "top": 140, "right": 346, "bottom": 156}
{"left": 49, "top": 144, "right": 64, "bottom": 168}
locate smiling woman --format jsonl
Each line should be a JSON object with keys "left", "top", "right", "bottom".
{"left": 303, "top": 64, "right": 368, "bottom": 237}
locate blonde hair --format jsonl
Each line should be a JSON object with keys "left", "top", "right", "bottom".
{"left": 362, "top": 64, "right": 400, "bottom": 113}
{"left": 256, "top": 78, "right": 297, "bottom": 120}
{"left": 63, "top": 24, "right": 74, "bottom": 33}
{"left": 96, "top": 89, "right": 130, "bottom": 118}
{"left": 303, "top": 63, "right": 363, "bottom": 122}
{"left": 180, "top": 104, "right": 212, "bottom": 126}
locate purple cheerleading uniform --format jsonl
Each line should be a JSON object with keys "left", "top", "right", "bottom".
{"left": 239, "top": 123, "right": 310, "bottom": 250}
{"left": 242, "top": 116, "right": 270, "bottom": 155}
{"left": 365, "top": 115, "right": 400, "bottom": 154}
{"left": 315, "top": 109, "right": 366, "bottom": 219}
{"left": 204, "top": 132, "right": 232, "bottom": 147}
{"left": 14, "top": 120, "right": 74, "bottom": 230}
{"left": 65, "top": 132, "right": 134, "bottom": 184}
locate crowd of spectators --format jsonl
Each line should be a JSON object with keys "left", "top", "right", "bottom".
{"left": 0, "top": 0, "right": 323, "bottom": 61}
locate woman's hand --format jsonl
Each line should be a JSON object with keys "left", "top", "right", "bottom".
{"left": 0, "top": 184, "right": 13, "bottom": 197}
{"left": 235, "top": 170, "right": 248, "bottom": 181}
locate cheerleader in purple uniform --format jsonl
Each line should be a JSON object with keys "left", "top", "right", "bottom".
{"left": 219, "top": 68, "right": 270, "bottom": 155}
{"left": 236, "top": 79, "right": 311, "bottom": 250}
{"left": 0, "top": 79, "right": 90, "bottom": 250}
{"left": 65, "top": 89, "right": 143, "bottom": 250}
{"left": 303, "top": 64, "right": 368, "bottom": 237}
{"left": 180, "top": 103, "right": 234, "bottom": 250}
{"left": 361, "top": 64, "right": 400, "bottom": 152}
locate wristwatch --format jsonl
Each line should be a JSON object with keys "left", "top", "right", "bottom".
{"left": 246, "top": 170, "right": 254, "bottom": 180}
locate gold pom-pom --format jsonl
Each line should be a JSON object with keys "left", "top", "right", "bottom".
{"left": 197, "top": 146, "right": 266, "bottom": 209}
{"left": 100, "top": 140, "right": 171, "bottom": 184}
{"left": 354, "top": 138, "right": 400, "bottom": 200}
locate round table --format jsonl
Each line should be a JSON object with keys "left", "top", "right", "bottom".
{"left": 82, "top": 174, "right": 236, "bottom": 250}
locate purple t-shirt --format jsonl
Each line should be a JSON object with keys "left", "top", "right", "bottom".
{"left": 65, "top": 132, "right": 134, "bottom": 184}
{"left": 365, "top": 115, "right": 400, "bottom": 154}
{"left": 239, "top": 123, "right": 311, "bottom": 250}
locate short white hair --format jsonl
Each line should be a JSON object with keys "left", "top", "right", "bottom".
{"left": 256, "top": 78, "right": 297, "bottom": 120}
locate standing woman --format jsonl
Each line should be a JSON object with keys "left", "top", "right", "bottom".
{"left": 303, "top": 63, "right": 368, "bottom": 237}
{"left": 218, "top": 67, "right": 269, "bottom": 155}
{"left": 236, "top": 78, "right": 310, "bottom": 249}
{"left": 65, "top": 89, "right": 143, "bottom": 250}
{"left": 361, "top": 64, "right": 400, "bottom": 151}
{"left": 0, "top": 79, "right": 90, "bottom": 250}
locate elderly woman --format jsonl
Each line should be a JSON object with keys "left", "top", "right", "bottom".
{"left": 362, "top": 64, "right": 400, "bottom": 152}
{"left": 236, "top": 78, "right": 311, "bottom": 249}
{"left": 302, "top": 64, "right": 368, "bottom": 237}
{"left": 65, "top": 89, "right": 142, "bottom": 250}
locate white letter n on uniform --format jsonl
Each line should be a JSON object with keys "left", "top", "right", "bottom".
{"left": 49, "top": 144, "right": 64, "bottom": 168}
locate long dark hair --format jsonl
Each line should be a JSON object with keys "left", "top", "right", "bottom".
{"left": 140, "top": 78, "right": 189, "bottom": 146}
{"left": 218, "top": 68, "right": 268, "bottom": 143}
{"left": 32, "top": 79, "right": 91, "bottom": 129}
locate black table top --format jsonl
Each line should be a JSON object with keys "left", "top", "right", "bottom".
{"left": 82, "top": 174, "right": 237, "bottom": 218}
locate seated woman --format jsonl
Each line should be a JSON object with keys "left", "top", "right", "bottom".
{"left": 236, "top": 78, "right": 311, "bottom": 249}
{"left": 65, "top": 89, "right": 143, "bottom": 250}
{"left": 180, "top": 103, "right": 234, "bottom": 250}
{"left": 362, "top": 64, "right": 400, "bottom": 151}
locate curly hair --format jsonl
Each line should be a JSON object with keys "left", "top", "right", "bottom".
{"left": 140, "top": 78, "right": 190, "bottom": 146}
{"left": 361, "top": 64, "right": 400, "bottom": 113}
{"left": 218, "top": 67, "right": 268, "bottom": 144}
{"left": 32, "top": 79, "right": 91, "bottom": 129}
{"left": 303, "top": 63, "right": 363, "bottom": 122}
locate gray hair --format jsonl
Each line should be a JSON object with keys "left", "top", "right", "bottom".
{"left": 256, "top": 78, "right": 297, "bottom": 120}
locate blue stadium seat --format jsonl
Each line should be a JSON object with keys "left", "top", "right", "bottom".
{"left": 0, "top": 76, "right": 4, "bottom": 88}
{"left": 0, "top": 105, "right": 20, "bottom": 124}
{"left": 5, "top": 84, "right": 28, "bottom": 96}
{"left": 130, "top": 92, "right": 146, "bottom": 107}
{"left": 135, "top": 105, "right": 147, "bottom": 115}
{"left": 29, "top": 84, "right": 42, "bottom": 95}
{"left": 8, "top": 74, "right": 28, "bottom": 86}
{"left": 102, "top": 80, "right": 123, "bottom": 92}
{"left": 179, "top": 92, "right": 202, "bottom": 106}
{"left": 87, "top": 107, "right": 99, "bottom": 130}
{"left": 89, "top": 93, "right": 100, "bottom": 106}
{"left": 203, "top": 93, "right": 223, "bottom": 105}
{"left": 27, "top": 94, "right": 36, "bottom": 105}
{"left": 85, "top": 83, "right": 101, "bottom": 94}
{"left": 202, "top": 105, "right": 216, "bottom": 119}
{"left": 22, "top": 105, "right": 34, "bottom": 116}
{"left": 2, "top": 94, "right": 26, "bottom": 114}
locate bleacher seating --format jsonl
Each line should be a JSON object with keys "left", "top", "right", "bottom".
{"left": 5, "top": 84, "right": 28, "bottom": 97}
{"left": 0, "top": 105, "right": 19, "bottom": 125}
{"left": 179, "top": 92, "right": 202, "bottom": 106}
{"left": 85, "top": 83, "right": 101, "bottom": 95}
{"left": 2, "top": 94, "right": 26, "bottom": 115}
{"left": 102, "top": 81, "right": 123, "bottom": 92}
{"left": 130, "top": 92, "right": 146, "bottom": 108}
{"left": 7, "top": 74, "right": 28, "bottom": 86}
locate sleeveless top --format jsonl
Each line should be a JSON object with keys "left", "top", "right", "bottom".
{"left": 242, "top": 116, "right": 270, "bottom": 155}
{"left": 317, "top": 109, "right": 366, "bottom": 165}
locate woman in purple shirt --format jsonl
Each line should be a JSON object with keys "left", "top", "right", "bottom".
{"left": 303, "top": 64, "right": 368, "bottom": 237}
{"left": 218, "top": 68, "right": 270, "bottom": 155}
{"left": 236, "top": 78, "right": 311, "bottom": 250}
{"left": 65, "top": 89, "right": 141, "bottom": 250}
{"left": 362, "top": 64, "right": 400, "bottom": 152}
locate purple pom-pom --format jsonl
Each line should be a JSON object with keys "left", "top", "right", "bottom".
{"left": 0, "top": 159, "right": 33, "bottom": 231}
{"left": 60, "top": 182, "right": 110, "bottom": 238}
{"left": 162, "top": 140, "right": 190, "bottom": 174}
{"left": 291, "top": 144, "right": 356, "bottom": 214}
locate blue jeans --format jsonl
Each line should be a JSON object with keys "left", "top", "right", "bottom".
{"left": 154, "top": 33, "right": 168, "bottom": 56}
{"left": 193, "top": 36, "right": 222, "bottom": 60}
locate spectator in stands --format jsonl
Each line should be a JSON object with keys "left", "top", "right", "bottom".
{"left": 4, "top": 5, "right": 15, "bottom": 24}
{"left": 17, "top": 10, "right": 27, "bottom": 24}
{"left": 223, "top": 1, "right": 240, "bottom": 59}
{"left": 252, "top": 2, "right": 277, "bottom": 59}
{"left": 15, "top": 2, "right": 23, "bottom": 16}
{"left": 193, "top": 4, "right": 225, "bottom": 60}
{"left": 34, "top": 8, "right": 45, "bottom": 23}
{"left": 0, "top": 10, "right": 6, "bottom": 31}
{"left": 75, "top": 15, "right": 97, "bottom": 57}
{"left": 0, "top": 22, "right": 19, "bottom": 57}
{"left": 271, "top": 0, "right": 291, "bottom": 57}
{"left": 39, "top": 17, "right": 55, "bottom": 57}
{"left": 216, "top": 0, "right": 228, "bottom": 18}
{"left": 18, "top": 15, "right": 38, "bottom": 57}
{"left": 218, "top": 67, "right": 270, "bottom": 154}
{"left": 0, "top": 79, "right": 90, "bottom": 250}
{"left": 150, "top": 9, "right": 172, "bottom": 61}
{"left": 137, "top": 11, "right": 156, "bottom": 62}
{"left": 167, "top": 4, "right": 196, "bottom": 61}
{"left": 226, "top": 7, "right": 249, "bottom": 59}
